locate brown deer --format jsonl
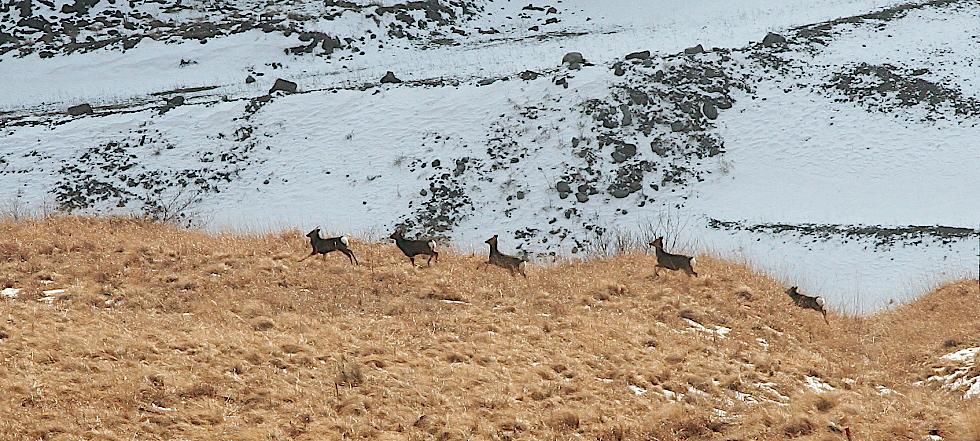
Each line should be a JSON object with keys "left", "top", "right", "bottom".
{"left": 299, "top": 228, "right": 357, "bottom": 265}
{"left": 389, "top": 230, "right": 438, "bottom": 266}
{"left": 786, "top": 286, "right": 828, "bottom": 324}
{"left": 649, "top": 237, "right": 697, "bottom": 277}
{"left": 480, "top": 235, "right": 527, "bottom": 277}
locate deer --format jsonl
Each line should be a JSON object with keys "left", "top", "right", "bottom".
{"left": 389, "top": 230, "right": 438, "bottom": 266}
{"left": 786, "top": 286, "right": 829, "bottom": 324}
{"left": 300, "top": 228, "right": 358, "bottom": 265}
{"left": 480, "top": 235, "right": 527, "bottom": 277}
{"left": 649, "top": 237, "right": 697, "bottom": 277}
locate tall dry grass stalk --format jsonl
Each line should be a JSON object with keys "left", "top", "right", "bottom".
{"left": 0, "top": 215, "right": 977, "bottom": 440}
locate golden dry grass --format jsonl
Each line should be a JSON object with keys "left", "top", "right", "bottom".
{"left": 0, "top": 216, "right": 978, "bottom": 440}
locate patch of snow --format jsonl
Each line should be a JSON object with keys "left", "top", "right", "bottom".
{"left": 804, "top": 376, "right": 835, "bottom": 393}
{"left": 920, "top": 346, "right": 980, "bottom": 399}
{"left": 875, "top": 385, "right": 903, "bottom": 396}
{"left": 1, "top": 288, "right": 21, "bottom": 299}
{"left": 682, "top": 318, "right": 730, "bottom": 338}
{"left": 941, "top": 347, "right": 980, "bottom": 363}
{"left": 629, "top": 384, "right": 647, "bottom": 395}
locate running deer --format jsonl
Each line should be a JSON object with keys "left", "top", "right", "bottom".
{"left": 389, "top": 230, "right": 438, "bottom": 266}
{"left": 786, "top": 286, "right": 829, "bottom": 324}
{"left": 649, "top": 237, "right": 697, "bottom": 277}
{"left": 300, "top": 228, "right": 358, "bottom": 265}
{"left": 480, "top": 235, "right": 527, "bottom": 277}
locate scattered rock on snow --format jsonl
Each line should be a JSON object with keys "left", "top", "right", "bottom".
{"left": 380, "top": 71, "right": 402, "bottom": 84}
{"left": 66, "top": 103, "right": 93, "bottom": 116}
{"left": 684, "top": 44, "right": 705, "bottom": 55}
{"left": 520, "top": 70, "right": 539, "bottom": 80}
{"left": 269, "top": 78, "right": 298, "bottom": 94}
{"left": 763, "top": 32, "right": 787, "bottom": 46}
{"left": 702, "top": 101, "right": 719, "bottom": 120}
{"left": 625, "top": 50, "right": 650, "bottom": 60}
{"left": 562, "top": 51, "right": 584, "bottom": 69}
{"left": 613, "top": 62, "right": 626, "bottom": 76}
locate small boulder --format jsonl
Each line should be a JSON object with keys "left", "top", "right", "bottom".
{"left": 613, "top": 62, "right": 625, "bottom": 76}
{"left": 66, "top": 103, "right": 92, "bottom": 116}
{"left": 380, "top": 71, "right": 402, "bottom": 84}
{"left": 702, "top": 101, "right": 718, "bottom": 120}
{"left": 625, "top": 50, "right": 650, "bottom": 60}
{"left": 763, "top": 32, "right": 786, "bottom": 46}
{"left": 519, "top": 70, "right": 539, "bottom": 80}
{"left": 610, "top": 187, "right": 631, "bottom": 199}
{"left": 683, "top": 44, "right": 704, "bottom": 55}
{"left": 245, "top": 75, "right": 255, "bottom": 84}
{"left": 562, "top": 51, "right": 584, "bottom": 65}
{"left": 269, "top": 78, "right": 298, "bottom": 94}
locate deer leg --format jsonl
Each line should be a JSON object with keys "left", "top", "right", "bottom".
{"left": 342, "top": 249, "right": 357, "bottom": 265}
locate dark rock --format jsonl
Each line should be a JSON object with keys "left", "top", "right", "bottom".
{"left": 702, "top": 101, "right": 719, "bottom": 120}
{"left": 620, "top": 104, "right": 632, "bottom": 126}
{"left": 122, "top": 36, "right": 141, "bottom": 50}
{"left": 269, "top": 78, "right": 298, "bottom": 94}
{"left": 477, "top": 78, "right": 496, "bottom": 86}
{"left": 627, "top": 88, "right": 649, "bottom": 106}
{"left": 181, "top": 22, "right": 219, "bottom": 40}
{"left": 556, "top": 181, "right": 571, "bottom": 193}
{"left": 670, "top": 121, "right": 686, "bottom": 132}
{"left": 684, "top": 44, "right": 704, "bottom": 55}
{"left": 61, "top": 0, "right": 100, "bottom": 15}
{"left": 613, "top": 62, "right": 625, "bottom": 76}
{"left": 380, "top": 71, "right": 401, "bottom": 83}
{"left": 575, "top": 193, "right": 589, "bottom": 203}
{"left": 562, "top": 51, "right": 584, "bottom": 65}
{"left": 519, "top": 70, "right": 538, "bottom": 80}
{"left": 763, "top": 32, "right": 786, "bottom": 46}
{"left": 245, "top": 75, "right": 256, "bottom": 84}
{"left": 617, "top": 143, "right": 637, "bottom": 157}
{"left": 18, "top": 17, "right": 49, "bottom": 31}
{"left": 167, "top": 96, "right": 185, "bottom": 107}
{"left": 625, "top": 50, "right": 650, "bottom": 60}
{"left": 610, "top": 188, "right": 630, "bottom": 198}
{"left": 67, "top": 103, "right": 93, "bottom": 116}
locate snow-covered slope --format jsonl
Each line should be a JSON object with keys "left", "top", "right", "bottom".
{"left": 1, "top": 0, "right": 978, "bottom": 313}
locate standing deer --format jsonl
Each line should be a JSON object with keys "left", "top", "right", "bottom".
{"left": 300, "top": 228, "right": 358, "bottom": 265}
{"left": 786, "top": 286, "right": 829, "bottom": 324}
{"left": 649, "top": 237, "right": 697, "bottom": 277}
{"left": 480, "top": 235, "right": 527, "bottom": 277}
{"left": 389, "top": 230, "right": 438, "bottom": 266}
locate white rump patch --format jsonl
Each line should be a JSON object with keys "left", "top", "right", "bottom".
{"left": 690, "top": 256, "right": 696, "bottom": 266}
{"left": 816, "top": 297, "right": 826, "bottom": 308}
{"left": 427, "top": 240, "right": 436, "bottom": 250}
{"left": 340, "top": 236, "right": 349, "bottom": 246}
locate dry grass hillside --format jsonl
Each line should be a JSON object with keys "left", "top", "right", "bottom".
{"left": 1, "top": 216, "right": 978, "bottom": 441}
